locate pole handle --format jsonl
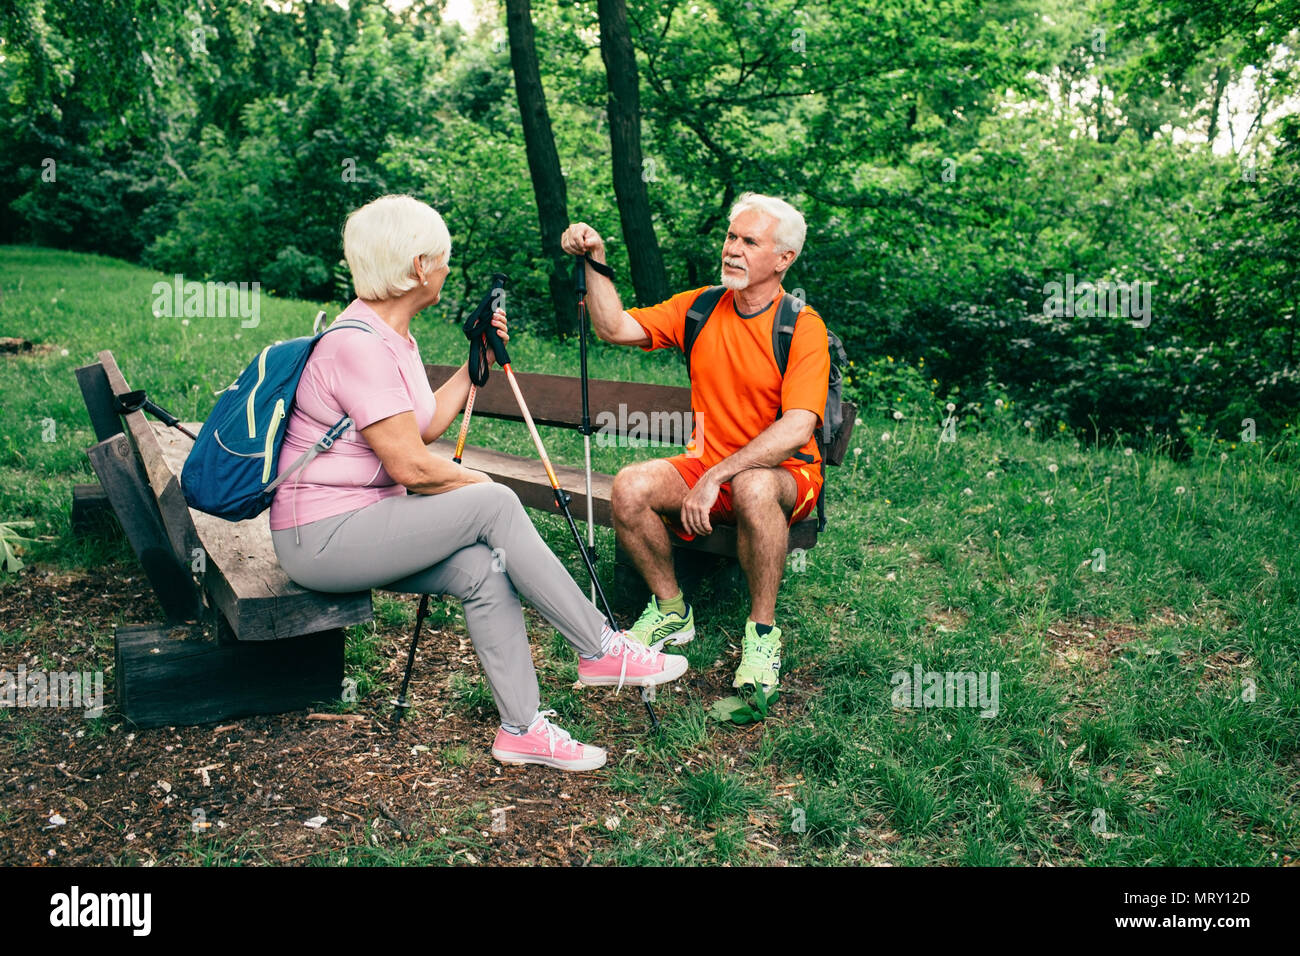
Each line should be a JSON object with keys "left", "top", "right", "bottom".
{"left": 573, "top": 254, "right": 586, "bottom": 298}
{"left": 484, "top": 273, "right": 511, "bottom": 368}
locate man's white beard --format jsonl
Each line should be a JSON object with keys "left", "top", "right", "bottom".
{"left": 720, "top": 261, "right": 749, "bottom": 291}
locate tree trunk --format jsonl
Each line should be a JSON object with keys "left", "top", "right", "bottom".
{"left": 597, "top": 0, "right": 670, "bottom": 306}
{"left": 505, "top": 0, "right": 573, "bottom": 335}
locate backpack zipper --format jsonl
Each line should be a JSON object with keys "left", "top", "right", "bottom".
{"left": 261, "top": 398, "right": 285, "bottom": 483}
{"left": 246, "top": 345, "right": 271, "bottom": 437}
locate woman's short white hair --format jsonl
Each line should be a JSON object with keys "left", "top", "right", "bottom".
{"left": 729, "top": 192, "right": 807, "bottom": 262}
{"left": 343, "top": 194, "right": 452, "bottom": 300}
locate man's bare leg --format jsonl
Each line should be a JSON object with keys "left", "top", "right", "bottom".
{"left": 730, "top": 468, "right": 797, "bottom": 626}
{"left": 611, "top": 459, "right": 690, "bottom": 600}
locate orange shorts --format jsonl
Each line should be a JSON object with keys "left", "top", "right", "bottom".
{"left": 662, "top": 454, "right": 822, "bottom": 541}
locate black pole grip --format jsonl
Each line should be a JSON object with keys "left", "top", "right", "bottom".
{"left": 483, "top": 273, "right": 510, "bottom": 367}
{"left": 573, "top": 255, "right": 586, "bottom": 298}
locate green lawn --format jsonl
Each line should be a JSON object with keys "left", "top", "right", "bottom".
{"left": 2, "top": 245, "right": 1298, "bottom": 865}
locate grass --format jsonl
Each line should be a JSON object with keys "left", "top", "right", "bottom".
{"left": 3, "top": 246, "right": 1300, "bottom": 866}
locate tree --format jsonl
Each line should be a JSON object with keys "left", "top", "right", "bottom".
{"left": 597, "top": 0, "right": 669, "bottom": 306}
{"left": 505, "top": 0, "right": 573, "bottom": 334}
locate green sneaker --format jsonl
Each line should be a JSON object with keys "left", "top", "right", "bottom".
{"left": 628, "top": 595, "right": 696, "bottom": 648}
{"left": 733, "top": 622, "right": 781, "bottom": 692}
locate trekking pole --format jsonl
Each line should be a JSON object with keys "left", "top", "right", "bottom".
{"left": 391, "top": 593, "right": 432, "bottom": 721}
{"left": 574, "top": 256, "right": 597, "bottom": 603}
{"left": 482, "top": 311, "right": 660, "bottom": 731}
{"left": 451, "top": 386, "right": 477, "bottom": 465}
{"left": 454, "top": 274, "right": 508, "bottom": 464}
{"left": 114, "top": 390, "right": 199, "bottom": 441}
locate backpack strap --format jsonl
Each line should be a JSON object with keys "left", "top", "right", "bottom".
{"left": 320, "top": 318, "right": 376, "bottom": 337}
{"left": 264, "top": 415, "right": 355, "bottom": 495}
{"left": 771, "top": 292, "right": 803, "bottom": 376}
{"left": 683, "top": 286, "right": 727, "bottom": 379}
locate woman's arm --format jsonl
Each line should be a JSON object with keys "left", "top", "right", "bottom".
{"left": 424, "top": 363, "right": 472, "bottom": 443}
{"left": 420, "top": 309, "right": 510, "bottom": 444}
{"left": 365, "top": 411, "right": 490, "bottom": 494}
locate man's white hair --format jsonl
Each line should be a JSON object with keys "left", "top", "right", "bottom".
{"left": 729, "top": 192, "right": 807, "bottom": 262}
{"left": 343, "top": 194, "right": 452, "bottom": 301}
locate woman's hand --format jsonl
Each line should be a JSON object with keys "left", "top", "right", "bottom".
{"left": 489, "top": 308, "right": 509, "bottom": 367}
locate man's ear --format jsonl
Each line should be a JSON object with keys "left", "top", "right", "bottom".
{"left": 777, "top": 249, "right": 797, "bottom": 274}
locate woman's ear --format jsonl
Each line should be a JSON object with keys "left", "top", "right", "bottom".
{"left": 413, "top": 255, "right": 427, "bottom": 287}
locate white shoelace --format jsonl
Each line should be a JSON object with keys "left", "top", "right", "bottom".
{"left": 532, "top": 710, "right": 575, "bottom": 756}
{"left": 604, "top": 633, "right": 659, "bottom": 691}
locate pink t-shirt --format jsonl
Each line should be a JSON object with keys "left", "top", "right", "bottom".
{"left": 268, "top": 300, "right": 436, "bottom": 531}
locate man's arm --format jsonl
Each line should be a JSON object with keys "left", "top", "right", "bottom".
{"left": 560, "top": 222, "right": 652, "bottom": 347}
{"left": 678, "top": 409, "right": 818, "bottom": 536}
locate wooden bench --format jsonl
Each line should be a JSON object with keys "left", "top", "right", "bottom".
{"left": 75, "top": 352, "right": 854, "bottom": 726}
{"left": 75, "top": 351, "right": 372, "bottom": 728}
{"left": 420, "top": 363, "right": 857, "bottom": 603}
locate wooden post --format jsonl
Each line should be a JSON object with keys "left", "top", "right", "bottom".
{"left": 115, "top": 623, "right": 346, "bottom": 728}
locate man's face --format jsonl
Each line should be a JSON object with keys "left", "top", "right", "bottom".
{"left": 720, "top": 209, "right": 792, "bottom": 291}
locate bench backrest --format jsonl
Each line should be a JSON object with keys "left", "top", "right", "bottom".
{"left": 423, "top": 364, "right": 857, "bottom": 456}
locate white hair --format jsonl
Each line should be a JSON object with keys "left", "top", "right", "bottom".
{"left": 343, "top": 194, "right": 452, "bottom": 300}
{"left": 728, "top": 192, "right": 807, "bottom": 262}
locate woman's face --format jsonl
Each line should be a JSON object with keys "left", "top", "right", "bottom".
{"left": 415, "top": 254, "right": 451, "bottom": 307}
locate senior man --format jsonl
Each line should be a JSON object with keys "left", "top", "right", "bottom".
{"left": 561, "top": 192, "right": 830, "bottom": 693}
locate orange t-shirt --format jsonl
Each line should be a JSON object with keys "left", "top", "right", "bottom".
{"left": 628, "top": 286, "right": 830, "bottom": 470}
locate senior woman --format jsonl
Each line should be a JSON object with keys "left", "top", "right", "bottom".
{"left": 269, "top": 194, "right": 687, "bottom": 771}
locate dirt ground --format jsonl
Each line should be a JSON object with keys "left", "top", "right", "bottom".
{"left": 0, "top": 562, "right": 792, "bottom": 867}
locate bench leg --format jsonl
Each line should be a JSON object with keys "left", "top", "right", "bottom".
{"left": 115, "top": 623, "right": 345, "bottom": 728}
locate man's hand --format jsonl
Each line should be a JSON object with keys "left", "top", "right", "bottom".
{"left": 679, "top": 472, "right": 722, "bottom": 536}
{"left": 559, "top": 222, "right": 651, "bottom": 348}
{"left": 562, "top": 222, "right": 605, "bottom": 261}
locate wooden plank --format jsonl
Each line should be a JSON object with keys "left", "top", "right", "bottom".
{"left": 151, "top": 422, "right": 373, "bottom": 642}
{"left": 86, "top": 434, "right": 203, "bottom": 622}
{"left": 70, "top": 482, "right": 114, "bottom": 533}
{"left": 74, "top": 362, "right": 123, "bottom": 442}
{"left": 425, "top": 364, "right": 692, "bottom": 432}
{"left": 96, "top": 350, "right": 201, "bottom": 565}
{"left": 115, "top": 623, "right": 344, "bottom": 728}
{"left": 431, "top": 438, "right": 615, "bottom": 525}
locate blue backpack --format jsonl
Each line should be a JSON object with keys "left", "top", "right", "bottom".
{"left": 181, "top": 318, "right": 375, "bottom": 521}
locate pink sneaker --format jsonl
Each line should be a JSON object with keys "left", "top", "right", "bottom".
{"left": 578, "top": 631, "right": 689, "bottom": 690}
{"left": 491, "top": 711, "right": 607, "bottom": 772}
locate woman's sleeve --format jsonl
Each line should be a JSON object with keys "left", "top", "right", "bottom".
{"left": 325, "top": 334, "right": 415, "bottom": 430}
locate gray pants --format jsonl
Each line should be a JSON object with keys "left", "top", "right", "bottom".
{"left": 271, "top": 482, "right": 605, "bottom": 727}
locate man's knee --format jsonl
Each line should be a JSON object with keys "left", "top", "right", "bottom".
{"left": 731, "top": 469, "right": 790, "bottom": 522}
{"left": 611, "top": 461, "right": 669, "bottom": 521}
